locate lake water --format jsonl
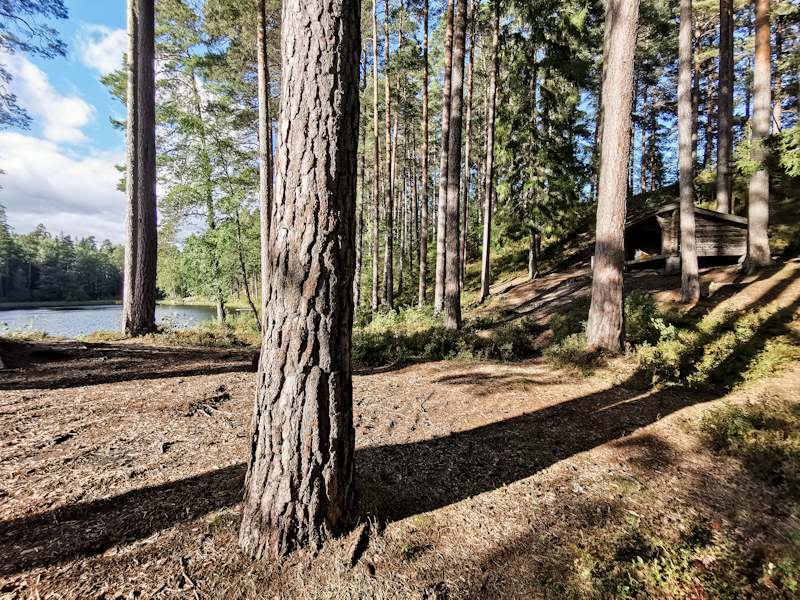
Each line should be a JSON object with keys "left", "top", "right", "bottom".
{"left": 0, "top": 304, "right": 221, "bottom": 339}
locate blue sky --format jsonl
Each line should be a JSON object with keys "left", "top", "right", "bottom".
{"left": 1, "top": 1, "right": 129, "bottom": 244}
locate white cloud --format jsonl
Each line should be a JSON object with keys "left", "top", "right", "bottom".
{"left": 0, "top": 132, "right": 127, "bottom": 244}
{"left": 1, "top": 55, "right": 94, "bottom": 144}
{"left": 77, "top": 26, "right": 127, "bottom": 77}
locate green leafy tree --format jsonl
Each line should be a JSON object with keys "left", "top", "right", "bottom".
{"left": 0, "top": 0, "right": 68, "bottom": 128}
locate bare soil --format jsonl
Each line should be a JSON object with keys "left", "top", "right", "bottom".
{"left": 2, "top": 260, "right": 800, "bottom": 599}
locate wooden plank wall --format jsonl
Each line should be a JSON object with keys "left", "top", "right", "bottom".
{"left": 651, "top": 209, "right": 747, "bottom": 257}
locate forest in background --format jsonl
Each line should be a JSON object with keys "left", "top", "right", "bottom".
{"left": 2, "top": 0, "right": 800, "bottom": 316}
{"left": 0, "top": 204, "right": 124, "bottom": 302}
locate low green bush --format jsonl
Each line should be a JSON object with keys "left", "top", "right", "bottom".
{"left": 635, "top": 302, "right": 800, "bottom": 390}
{"left": 701, "top": 400, "right": 800, "bottom": 494}
{"left": 352, "top": 312, "right": 545, "bottom": 365}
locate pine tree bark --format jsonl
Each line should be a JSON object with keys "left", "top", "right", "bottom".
{"left": 479, "top": 0, "right": 498, "bottom": 304}
{"left": 703, "top": 68, "right": 713, "bottom": 169}
{"left": 371, "top": 0, "right": 381, "bottom": 314}
{"left": 354, "top": 53, "right": 366, "bottom": 313}
{"left": 692, "top": 21, "right": 700, "bottom": 175}
{"left": 124, "top": 0, "right": 157, "bottom": 337}
{"left": 257, "top": 0, "right": 273, "bottom": 322}
{"left": 434, "top": 0, "right": 455, "bottom": 314}
{"left": 773, "top": 22, "right": 782, "bottom": 133}
{"left": 679, "top": 0, "right": 700, "bottom": 303}
{"left": 746, "top": 0, "right": 772, "bottom": 272}
{"left": 444, "top": 0, "right": 467, "bottom": 330}
{"left": 418, "top": 0, "right": 430, "bottom": 308}
{"left": 640, "top": 83, "right": 648, "bottom": 193}
{"left": 239, "top": 0, "right": 359, "bottom": 558}
{"left": 381, "top": 0, "right": 394, "bottom": 309}
{"left": 122, "top": 0, "right": 138, "bottom": 335}
{"left": 585, "top": 0, "right": 640, "bottom": 352}
{"left": 460, "top": 0, "right": 476, "bottom": 286}
{"left": 716, "top": 0, "right": 734, "bottom": 214}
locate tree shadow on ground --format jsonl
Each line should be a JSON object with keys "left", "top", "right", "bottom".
{"left": 2, "top": 261, "right": 796, "bottom": 578}
{"left": 410, "top": 430, "right": 799, "bottom": 599}
{"left": 0, "top": 379, "right": 712, "bottom": 577}
{"left": 0, "top": 339, "right": 256, "bottom": 390}
{"left": 354, "top": 385, "right": 712, "bottom": 523}
{"left": 0, "top": 463, "right": 248, "bottom": 577}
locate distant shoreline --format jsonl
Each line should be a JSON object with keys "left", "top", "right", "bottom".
{"left": 0, "top": 300, "right": 121, "bottom": 310}
{"left": 0, "top": 299, "right": 255, "bottom": 311}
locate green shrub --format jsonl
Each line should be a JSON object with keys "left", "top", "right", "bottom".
{"left": 548, "top": 291, "right": 672, "bottom": 349}
{"left": 624, "top": 290, "right": 663, "bottom": 345}
{"left": 544, "top": 333, "right": 592, "bottom": 367}
{"left": 225, "top": 309, "right": 261, "bottom": 333}
{"left": 549, "top": 298, "right": 590, "bottom": 344}
{"left": 635, "top": 301, "right": 800, "bottom": 391}
{"left": 701, "top": 400, "right": 800, "bottom": 494}
{"left": 352, "top": 313, "right": 543, "bottom": 366}
{"left": 83, "top": 330, "right": 128, "bottom": 342}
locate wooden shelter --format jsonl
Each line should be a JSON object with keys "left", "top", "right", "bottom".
{"left": 624, "top": 202, "right": 748, "bottom": 270}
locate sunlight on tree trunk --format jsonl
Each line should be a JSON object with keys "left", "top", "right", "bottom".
{"left": 434, "top": 0, "right": 454, "bottom": 314}
{"left": 585, "top": 0, "right": 640, "bottom": 352}
{"left": 479, "top": 0, "right": 498, "bottom": 304}
{"left": 444, "top": 0, "right": 467, "bottom": 330}
{"left": 745, "top": 0, "right": 772, "bottom": 273}
{"left": 716, "top": 0, "right": 733, "bottom": 214}
{"left": 679, "top": 0, "right": 699, "bottom": 303}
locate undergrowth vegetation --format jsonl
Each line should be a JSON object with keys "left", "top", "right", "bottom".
{"left": 572, "top": 511, "right": 800, "bottom": 597}
{"left": 701, "top": 400, "right": 800, "bottom": 494}
{"left": 543, "top": 286, "right": 800, "bottom": 393}
{"left": 352, "top": 305, "right": 544, "bottom": 365}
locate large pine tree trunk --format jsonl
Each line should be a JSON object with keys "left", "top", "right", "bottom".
{"left": 371, "top": 0, "right": 381, "bottom": 314}
{"left": 257, "top": 0, "right": 272, "bottom": 322}
{"left": 716, "top": 0, "right": 734, "bottom": 214}
{"left": 434, "top": 0, "right": 455, "bottom": 314}
{"left": 444, "top": 0, "right": 467, "bottom": 330}
{"left": 679, "top": 0, "right": 700, "bottom": 302}
{"left": 125, "top": 0, "right": 158, "bottom": 337}
{"left": 418, "top": 0, "right": 429, "bottom": 308}
{"left": 746, "top": 0, "right": 772, "bottom": 272}
{"left": 585, "top": 0, "right": 640, "bottom": 352}
{"left": 479, "top": 0, "right": 499, "bottom": 304}
{"left": 239, "top": 0, "right": 359, "bottom": 558}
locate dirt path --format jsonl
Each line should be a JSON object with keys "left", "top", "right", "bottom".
{"left": 1, "top": 260, "right": 799, "bottom": 598}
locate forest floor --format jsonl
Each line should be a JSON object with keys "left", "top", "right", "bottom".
{"left": 2, "top": 258, "right": 800, "bottom": 599}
